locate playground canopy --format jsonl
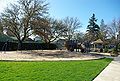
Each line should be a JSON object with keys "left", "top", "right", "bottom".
{"left": 92, "top": 39, "right": 103, "bottom": 44}
{"left": 91, "top": 39, "right": 103, "bottom": 52}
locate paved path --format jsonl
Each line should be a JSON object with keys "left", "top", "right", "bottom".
{"left": 93, "top": 55, "right": 120, "bottom": 81}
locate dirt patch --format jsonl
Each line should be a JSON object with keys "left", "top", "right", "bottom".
{"left": 0, "top": 50, "right": 104, "bottom": 61}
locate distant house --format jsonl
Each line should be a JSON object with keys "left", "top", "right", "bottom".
{"left": 10, "top": 36, "right": 35, "bottom": 43}
{"left": 50, "top": 37, "right": 67, "bottom": 49}
{"left": 0, "top": 33, "right": 14, "bottom": 42}
{"left": 34, "top": 35, "right": 44, "bottom": 43}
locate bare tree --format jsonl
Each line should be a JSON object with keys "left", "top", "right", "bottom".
{"left": 1, "top": 0, "right": 49, "bottom": 50}
{"left": 106, "top": 18, "right": 120, "bottom": 54}
{"left": 46, "top": 17, "right": 82, "bottom": 43}
{"left": 73, "top": 32, "right": 84, "bottom": 42}
{"left": 99, "top": 19, "right": 108, "bottom": 44}
{"left": 0, "top": 18, "right": 3, "bottom": 34}
{"left": 33, "top": 18, "right": 67, "bottom": 43}
{"left": 62, "top": 17, "right": 82, "bottom": 40}
{"left": 32, "top": 17, "right": 51, "bottom": 43}
{"left": 118, "top": 19, "right": 120, "bottom": 40}
{"left": 47, "top": 18, "right": 67, "bottom": 43}
{"left": 107, "top": 19, "right": 118, "bottom": 39}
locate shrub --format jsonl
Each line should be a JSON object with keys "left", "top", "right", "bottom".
{"left": 118, "top": 44, "right": 120, "bottom": 52}
{"left": 104, "top": 48, "right": 108, "bottom": 53}
{"left": 110, "top": 48, "right": 118, "bottom": 57}
{"left": 0, "top": 42, "right": 57, "bottom": 51}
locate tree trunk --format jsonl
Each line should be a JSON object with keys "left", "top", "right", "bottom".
{"left": 111, "top": 41, "right": 119, "bottom": 57}
{"left": 115, "top": 43, "right": 119, "bottom": 54}
{"left": 18, "top": 40, "right": 23, "bottom": 50}
{"left": 47, "top": 41, "right": 51, "bottom": 50}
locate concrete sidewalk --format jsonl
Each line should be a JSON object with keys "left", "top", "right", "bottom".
{"left": 93, "top": 55, "right": 120, "bottom": 81}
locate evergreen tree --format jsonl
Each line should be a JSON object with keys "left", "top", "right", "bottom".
{"left": 87, "top": 14, "right": 100, "bottom": 41}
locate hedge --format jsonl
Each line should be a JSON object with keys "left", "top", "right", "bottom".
{"left": 0, "top": 42, "right": 57, "bottom": 51}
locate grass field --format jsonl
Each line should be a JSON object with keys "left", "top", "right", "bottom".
{"left": 0, "top": 58, "right": 112, "bottom": 81}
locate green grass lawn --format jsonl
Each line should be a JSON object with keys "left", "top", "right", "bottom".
{"left": 0, "top": 58, "right": 112, "bottom": 81}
